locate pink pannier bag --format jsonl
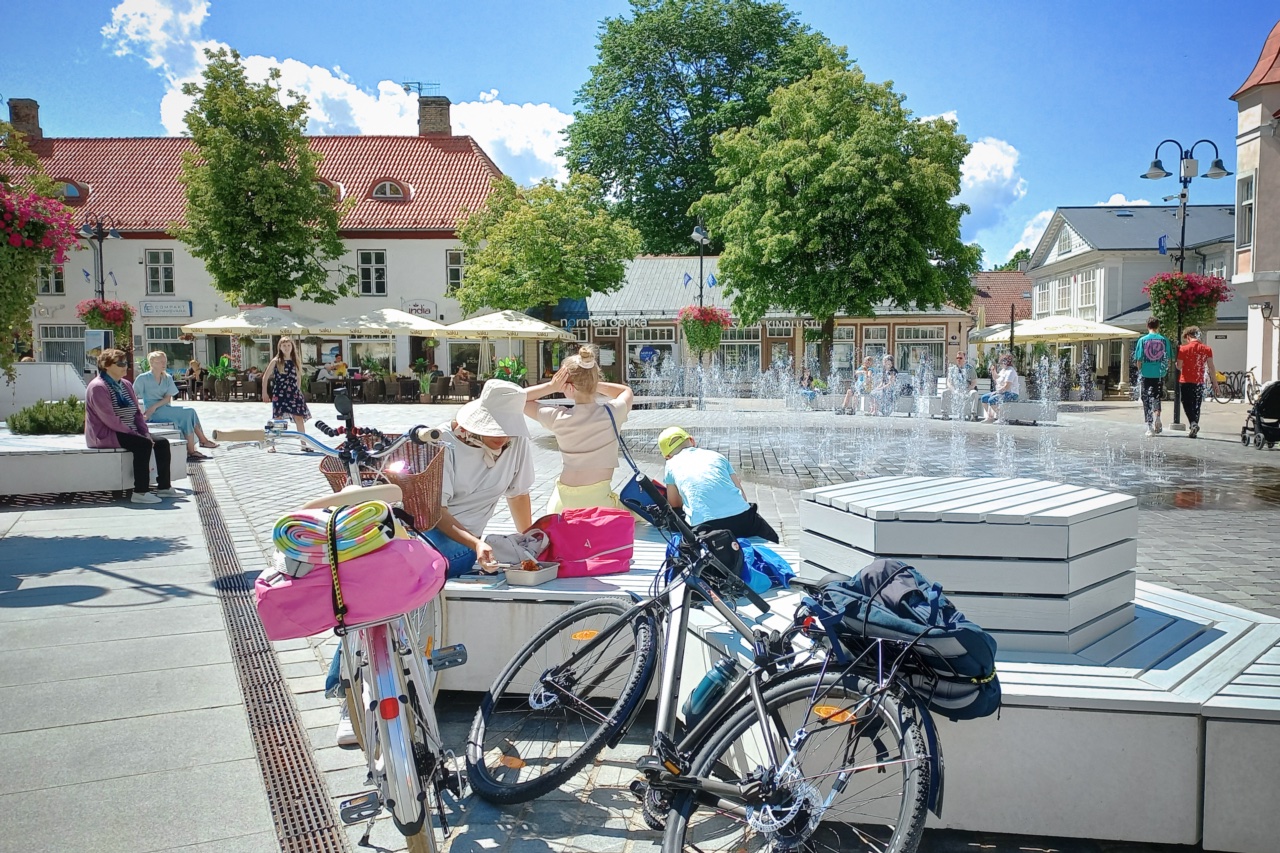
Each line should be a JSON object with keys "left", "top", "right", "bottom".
{"left": 533, "top": 507, "right": 635, "bottom": 578}
{"left": 255, "top": 537, "right": 447, "bottom": 641}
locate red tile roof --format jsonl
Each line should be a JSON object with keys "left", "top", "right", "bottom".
{"left": 1233, "top": 20, "right": 1280, "bottom": 100}
{"left": 970, "top": 270, "right": 1033, "bottom": 323}
{"left": 30, "top": 134, "right": 503, "bottom": 233}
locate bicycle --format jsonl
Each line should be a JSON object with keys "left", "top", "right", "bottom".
{"left": 1211, "top": 367, "right": 1260, "bottom": 404}
{"left": 465, "top": 473, "right": 943, "bottom": 853}
{"left": 215, "top": 390, "right": 466, "bottom": 853}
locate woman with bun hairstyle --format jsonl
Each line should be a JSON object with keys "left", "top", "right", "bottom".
{"left": 525, "top": 344, "right": 635, "bottom": 514}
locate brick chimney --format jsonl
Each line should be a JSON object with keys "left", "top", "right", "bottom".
{"left": 7, "top": 98, "right": 42, "bottom": 141}
{"left": 417, "top": 95, "right": 452, "bottom": 136}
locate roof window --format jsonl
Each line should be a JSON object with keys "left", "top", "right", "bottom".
{"left": 55, "top": 180, "right": 87, "bottom": 205}
{"left": 372, "top": 180, "right": 407, "bottom": 200}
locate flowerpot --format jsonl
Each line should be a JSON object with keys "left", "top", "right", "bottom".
{"left": 215, "top": 379, "right": 231, "bottom": 401}
{"left": 363, "top": 379, "right": 384, "bottom": 403}
{"left": 419, "top": 394, "right": 430, "bottom": 404}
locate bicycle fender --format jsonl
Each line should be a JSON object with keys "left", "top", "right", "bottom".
{"left": 902, "top": 689, "right": 946, "bottom": 817}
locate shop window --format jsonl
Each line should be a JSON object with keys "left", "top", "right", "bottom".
{"left": 40, "top": 324, "right": 86, "bottom": 370}
{"left": 894, "top": 325, "right": 944, "bottom": 373}
{"left": 143, "top": 325, "right": 193, "bottom": 372}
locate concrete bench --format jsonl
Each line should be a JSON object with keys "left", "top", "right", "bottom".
{"left": 0, "top": 428, "right": 187, "bottom": 497}
{"left": 994, "top": 399, "right": 1058, "bottom": 424}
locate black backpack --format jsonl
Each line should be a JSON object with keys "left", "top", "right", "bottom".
{"left": 806, "top": 559, "right": 1001, "bottom": 721}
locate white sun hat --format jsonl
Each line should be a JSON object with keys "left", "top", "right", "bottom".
{"left": 456, "top": 380, "right": 529, "bottom": 438}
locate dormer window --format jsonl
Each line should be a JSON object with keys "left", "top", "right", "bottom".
{"left": 1056, "top": 227, "right": 1075, "bottom": 255}
{"left": 372, "top": 180, "right": 406, "bottom": 200}
{"left": 314, "top": 179, "right": 344, "bottom": 202}
{"left": 55, "top": 180, "right": 87, "bottom": 205}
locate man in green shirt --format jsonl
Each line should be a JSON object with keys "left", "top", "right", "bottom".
{"left": 1133, "top": 317, "right": 1172, "bottom": 436}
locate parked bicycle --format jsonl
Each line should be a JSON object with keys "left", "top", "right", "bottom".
{"left": 215, "top": 390, "right": 465, "bottom": 853}
{"left": 465, "top": 473, "right": 943, "bottom": 853}
{"left": 1211, "top": 367, "right": 1260, "bottom": 404}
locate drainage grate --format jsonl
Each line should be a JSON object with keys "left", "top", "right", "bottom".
{"left": 191, "top": 465, "right": 350, "bottom": 853}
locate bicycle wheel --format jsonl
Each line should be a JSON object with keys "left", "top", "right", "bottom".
{"left": 1211, "top": 382, "right": 1231, "bottom": 404}
{"left": 663, "top": 671, "right": 929, "bottom": 853}
{"left": 467, "top": 598, "right": 657, "bottom": 804}
{"left": 1246, "top": 377, "right": 1259, "bottom": 406}
{"left": 367, "top": 623, "right": 430, "bottom": 839}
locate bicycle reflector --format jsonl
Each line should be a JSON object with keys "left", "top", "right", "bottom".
{"left": 571, "top": 630, "right": 599, "bottom": 641}
{"left": 379, "top": 697, "right": 400, "bottom": 720}
{"left": 814, "top": 705, "right": 857, "bottom": 725}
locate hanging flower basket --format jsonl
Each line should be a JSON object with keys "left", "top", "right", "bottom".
{"left": 178, "top": 332, "right": 196, "bottom": 342}
{"left": 678, "top": 306, "right": 732, "bottom": 354}
{"left": 1142, "top": 272, "right": 1232, "bottom": 332}
{"left": 76, "top": 298, "right": 134, "bottom": 342}
{"left": 2, "top": 188, "right": 79, "bottom": 375}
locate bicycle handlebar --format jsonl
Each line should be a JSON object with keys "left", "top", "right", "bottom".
{"left": 212, "top": 424, "right": 444, "bottom": 459}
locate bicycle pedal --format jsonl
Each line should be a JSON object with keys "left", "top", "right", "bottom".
{"left": 339, "top": 791, "right": 382, "bottom": 824}
{"left": 429, "top": 644, "right": 468, "bottom": 671}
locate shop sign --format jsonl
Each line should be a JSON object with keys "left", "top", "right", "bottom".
{"left": 403, "top": 299, "right": 438, "bottom": 317}
{"left": 639, "top": 345, "right": 658, "bottom": 362}
{"left": 763, "top": 319, "right": 821, "bottom": 329}
{"left": 572, "top": 317, "right": 649, "bottom": 328}
{"left": 140, "top": 300, "right": 193, "bottom": 318}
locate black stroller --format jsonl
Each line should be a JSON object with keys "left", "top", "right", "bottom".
{"left": 1241, "top": 380, "right": 1280, "bottom": 449}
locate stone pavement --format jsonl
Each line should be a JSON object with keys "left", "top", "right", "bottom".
{"left": 3, "top": 394, "right": 1277, "bottom": 852}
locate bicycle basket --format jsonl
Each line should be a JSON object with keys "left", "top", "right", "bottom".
{"left": 318, "top": 433, "right": 444, "bottom": 531}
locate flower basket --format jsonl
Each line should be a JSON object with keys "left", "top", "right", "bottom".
{"left": 76, "top": 299, "right": 134, "bottom": 342}
{"left": 1142, "top": 272, "right": 1232, "bottom": 332}
{"left": 678, "top": 306, "right": 732, "bottom": 354}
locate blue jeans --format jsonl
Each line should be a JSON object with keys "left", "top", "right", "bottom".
{"left": 981, "top": 391, "right": 1019, "bottom": 404}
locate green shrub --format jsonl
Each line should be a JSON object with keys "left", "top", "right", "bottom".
{"left": 7, "top": 396, "right": 86, "bottom": 435}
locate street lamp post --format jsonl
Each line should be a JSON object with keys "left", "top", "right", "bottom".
{"left": 77, "top": 214, "right": 121, "bottom": 301}
{"left": 691, "top": 219, "right": 711, "bottom": 308}
{"left": 1139, "top": 140, "right": 1232, "bottom": 427}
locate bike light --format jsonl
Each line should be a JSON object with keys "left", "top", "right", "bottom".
{"left": 379, "top": 697, "right": 400, "bottom": 720}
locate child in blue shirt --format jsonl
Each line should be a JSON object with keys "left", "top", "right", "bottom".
{"left": 1133, "top": 316, "right": 1172, "bottom": 436}
{"left": 658, "top": 427, "right": 779, "bottom": 542}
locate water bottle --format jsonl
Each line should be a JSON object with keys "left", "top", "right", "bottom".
{"left": 682, "top": 658, "right": 740, "bottom": 725}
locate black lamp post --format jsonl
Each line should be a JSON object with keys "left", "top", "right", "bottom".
{"left": 690, "top": 218, "right": 711, "bottom": 308}
{"left": 77, "top": 214, "right": 122, "bottom": 301}
{"left": 1139, "top": 139, "right": 1232, "bottom": 427}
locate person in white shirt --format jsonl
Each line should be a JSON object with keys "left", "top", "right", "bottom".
{"left": 944, "top": 352, "right": 980, "bottom": 421}
{"left": 980, "top": 353, "right": 1021, "bottom": 422}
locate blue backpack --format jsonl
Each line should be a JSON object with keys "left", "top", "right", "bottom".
{"left": 806, "top": 559, "right": 1001, "bottom": 721}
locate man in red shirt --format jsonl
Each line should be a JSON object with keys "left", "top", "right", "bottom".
{"left": 1176, "top": 326, "right": 1220, "bottom": 438}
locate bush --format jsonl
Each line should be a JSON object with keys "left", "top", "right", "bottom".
{"left": 7, "top": 396, "right": 86, "bottom": 434}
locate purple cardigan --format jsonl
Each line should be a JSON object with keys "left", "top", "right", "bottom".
{"left": 85, "top": 374, "right": 151, "bottom": 448}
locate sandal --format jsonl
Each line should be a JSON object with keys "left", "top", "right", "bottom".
{"left": 199, "top": 440, "right": 220, "bottom": 449}
{"left": 187, "top": 451, "right": 210, "bottom": 461}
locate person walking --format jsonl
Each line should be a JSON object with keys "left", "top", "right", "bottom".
{"left": 85, "top": 348, "right": 177, "bottom": 504}
{"left": 1133, "top": 317, "right": 1173, "bottom": 437}
{"left": 1176, "top": 326, "right": 1221, "bottom": 439}
{"left": 261, "top": 336, "right": 311, "bottom": 452}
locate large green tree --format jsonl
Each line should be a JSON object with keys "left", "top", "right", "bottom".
{"left": 562, "top": 0, "right": 836, "bottom": 254}
{"left": 174, "top": 48, "right": 355, "bottom": 306}
{"left": 453, "top": 174, "right": 641, "bottom": 315}
{"left": 697, "top": 62, "right": 982, "bottom": 373}
{"left": 994, "top": 248, "right": 1030, "bottom": 271}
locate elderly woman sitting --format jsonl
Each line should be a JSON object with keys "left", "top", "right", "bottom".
{"left": 135, "top": 351, "right": 219, "bottom": 461}
{"left": 85, "top": 348, "right": 178, "bottom": 504}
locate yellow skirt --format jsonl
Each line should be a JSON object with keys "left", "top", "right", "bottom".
{"left": 545, "top": 478, "right": 624, "bottom": 515}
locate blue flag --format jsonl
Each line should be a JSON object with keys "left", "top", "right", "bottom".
{"left": 83, "top": 269, "right": 91, "bottom": 282}
{"left": 707, "top": 273, "right": 718, "bottom": 288}
{"left": 1158, "top": 235, "right": 1167, "bottom": 255}
{"left": 682, "top": 272, "right": 692, "bottom": 288}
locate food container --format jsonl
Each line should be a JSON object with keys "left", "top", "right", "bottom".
{"left": 503, "top": 561, "right": 560, "bottom": 586}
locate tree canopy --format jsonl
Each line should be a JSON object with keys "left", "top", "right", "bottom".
{"left": 453, "top": 174, "right": 641, "bottom": 315}
{"left": 696, "top": 62, "right": 981, "bottom": 371}
{"left": 173, "top": 48, "right": 355, "bottom": 306}
{"left": 562, "top": 0, "right": 837, "bottom": 254}
{"left": 994, "top": 248, "right": 1030, "bottom": 271}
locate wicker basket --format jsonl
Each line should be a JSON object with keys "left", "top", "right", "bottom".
{"left": 318, "top": 434, "right": 444, "bottom": 531}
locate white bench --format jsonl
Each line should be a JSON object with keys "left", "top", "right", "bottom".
{"left": 0, "top": 428, "right": 187, "bottom": 497}
{"left": 995, "top": 399, "right": 1058, "bottom": 424}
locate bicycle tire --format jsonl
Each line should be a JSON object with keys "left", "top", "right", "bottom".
{"left": 1247, "top": 378, "right": 1259, "bottom": 406}
{"left": 466, "top": 598, "right": 657, "bottom": 804}
{"left": 368, "top": 623, "right": 429, "bottom": 838}
{"left": 662, "top": 670, "right": 929, "bottom": 853}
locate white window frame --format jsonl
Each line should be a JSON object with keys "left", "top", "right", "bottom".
{"left": 358, "top": 250, "right": 387, "bottom": 296}
{"left": 1204, "top": 255, "right": 1227, "bottom": 279}
{"left": 146, "top": 249, "right": 175, "bottom": 294}
{"left": 593, "top": 326, "right": 619, "bottom": 338}
{"left": 372, "top": 181, "right": 405, "bottom": 200}
{"left": 862, "top": 325, "right": 888, "bottom": 360}
{"left": 40, "top": 324, "right": 86, "bottom": 367}
{"left": 628, "top": 326, "right": 676, "bottom": 342}
{"left": 1076, "top": 268, "right": 1097, "bottom": 316}
{"left": 893, "top": 324, "right": 945, "bottom": 373}
{"left": 833, "top": 325, "right": 857, "bottom": 340}
{"left": 37, "top": 263, "right": 64, "bottom": 295}
{"left": 1237, "top": 174, "right": 1254, "bottom": 249}
{"left": 571, "top": 326, "right": 589, "bottom": 342}
{"left": 446, "top": 249, "right": 464, "bottom": 294}
{"left": 1054, "top": 277, "right": 1071, "bottom": 313}
{"left": 1056, "top": 227, "right": 1074, "bottom": 255}
{"left": 1034, "top": 282, "right": 1049, "bottom": 316}
{"left": 718, "top": 326, "right": 760, "bottom": 371}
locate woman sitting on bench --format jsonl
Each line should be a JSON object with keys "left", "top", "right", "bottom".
{"left": 981, "top": 353, "right": 1021, "bottom": 422}
{"left": 136, "top": 351, "right": 219, "bottom": 461}
{"left": 85, "top": 349, "right": 178, "bottom": 504}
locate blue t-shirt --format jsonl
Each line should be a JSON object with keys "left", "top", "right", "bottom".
{"left": 1133, "top": 333, "right": 1172, "bottom": 379}
{"left": 663, "top": 447, "right": 749, "bottom": 527}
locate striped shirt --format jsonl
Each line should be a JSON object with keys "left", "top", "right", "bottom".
{"left": 110, "top": 388, "right": 138, "bottom": 431}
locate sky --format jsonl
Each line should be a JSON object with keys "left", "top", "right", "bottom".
{"left": 3, "top": 0, "right": 1277, "bottom": 265}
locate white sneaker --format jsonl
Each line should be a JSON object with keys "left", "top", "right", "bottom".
{"left": 130, "top": 491, "right": 162, "bottom": 504}
{"left": 1153, "top": 416, "right": 1162, "bottom": 434}
{"left": 1145, "top": 427, "right": 1155, "bottom": 438}
{"left": 1189, "top": 423, "right": 1199, "bottom": 438}
{"left": 336, "top": 703, "right": 358, "bottom": 749}
{"left": 155, "top": 488, "right": 183, "bottom": 498}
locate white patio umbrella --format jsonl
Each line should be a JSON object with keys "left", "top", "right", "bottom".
{"left": 974, "top": 316, "right": 1138, "bottom": 345}
{"left": 313, "top": 307, "right": 448, "bottom": 337}
{"left": 182, "top": 306, "right": 325, "bottom": 336}
{"left": 445, "top": 310, "right": 574, "bottom": 375}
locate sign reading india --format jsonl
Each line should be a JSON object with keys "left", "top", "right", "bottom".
{"left": 403, "top": 300, "right": 438, "bottom": 317}
{"left": 140, "top": 301, "right": 193, "bottom": 318}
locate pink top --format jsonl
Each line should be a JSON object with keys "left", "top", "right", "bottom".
{"left": 85, "top": 374, "right": 151, "bottom": 449}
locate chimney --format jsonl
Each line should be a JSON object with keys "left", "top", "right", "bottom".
{"left": 1017, "top": 259, "right": 1029, "bottom": 273}
{"left": 7, "top": 98, "right": 42, "bottom": 141}
{"left": 417, "top": 95, "right": 452, "bottom": 136}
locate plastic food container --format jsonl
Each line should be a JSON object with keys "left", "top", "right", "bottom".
{"left": 503, "top": 562, "right": 560, "bottom": 586}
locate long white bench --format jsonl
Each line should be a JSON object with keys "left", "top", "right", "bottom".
{"left": 997, "top": 399, "right": 1059, "bottom": 424}
{"left": 0, "top": 428, "right": 187, "bottom": 497}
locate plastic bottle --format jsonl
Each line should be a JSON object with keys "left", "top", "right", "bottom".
{"left": 682, "top": 658, "right": 741, "bottom": 724}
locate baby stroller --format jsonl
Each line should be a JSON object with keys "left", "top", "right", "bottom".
{"left": 1241, "top": 380, "right": 1280, "bottom": 449}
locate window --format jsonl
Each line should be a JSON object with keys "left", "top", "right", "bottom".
{"left": 144, "top": 325, "right": 192, "bottom": 371}
{"left": 765, "top": 322, "right": 795, "bottom": 338}
{"left": 718, "top": 326, "right": 760, "bottom": 372}
{"left": 572, "top": 325, "right": 590, "bottom": 342}
{"left": 372, "top": 181, "right": 405, "bottom": 200}
{"left": 592, "top": 325, "right": 619, "bottom": 337}
{"left": 862, "top": 325, "right": 888, "bottom": 361}
{"left": 1076, "top": 268, "right": 1097, "bottom": 320}
{"left": 626, "top": 326, "right": 676, "bottom": 377}
{"left": 1056, "top": 227, "right": 1075, "bottom": 255}
{"left": 359, "top": 250, "right": 387, "bottom": 296}
{"left": 894, "top": 325, "right": 944, "bottom": 373}
{"left": 349, "top": 334, "right": 392, "bottom": 372}
{"left": 1204, "top": 255, "right": 1227, "bottom": 279}
{"left": 832, "top": 325, "right": 857, "bottom": 377}
{"left": 40, "top": 324, "right": 85, "bottom": 370}
{"left": 446, "top": 250, "right": 464, "bottom": 294}
{"left": 1237, "top": 175, "right": 1254, "bottom": 249}
{"left": 146, "top": 250, "right": 175, "bottom": 294}
{"left": 1034, "top": 282, "right": 1049, "bottom": 316}
{"left": 1054, "top": 277, "right": 1070, "bottom": 313}
{"left": 37, "top": 263, "right": 64, "bottom": 295}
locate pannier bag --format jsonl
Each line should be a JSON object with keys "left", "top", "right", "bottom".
{"left": 812, "top": 558, "right": 1001, "bottom": 721}
{"left": 255, "top": 537, "right": 447, "bottom": 641}
{"left": 533, "top": 507, "right": 635, "bottom": 578}
{"left": 272, "top": 501, "right": 399, "bottom": 570}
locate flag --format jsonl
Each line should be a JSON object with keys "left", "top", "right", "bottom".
{"left": 1158, "top": 235, "right": 1167, "bottom": 255}
{"left": 83, "top": 269, "right": 91, "bottom": 282}
{"left": 682, "top": 272, "right": 692, "bottom": 288}
{"left": 707, "top": 273, "right": 718, "bottom": 288}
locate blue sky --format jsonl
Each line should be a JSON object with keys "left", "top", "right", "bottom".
{"left": 4, "top": 0, "right": 1277, "bottom": 264}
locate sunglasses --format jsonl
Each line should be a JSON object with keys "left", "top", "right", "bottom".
{"left": 114, "top": 359, "right": 129, "bottom": 366}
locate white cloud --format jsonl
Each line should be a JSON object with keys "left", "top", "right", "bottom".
{"left": 103, "top": 0, "right": 571, "bottom": 183}
{"left": 958, "top": 137, "right": 1028, "bottom": 234}
{"left": 1008, "top": 209, "right": 1054, "bottom": 259}
{"left": 1097, "top": 193, "right": 1150, "bottom": 206}
{"left": 918, "top": 110, "right": 958, "bottom": 124}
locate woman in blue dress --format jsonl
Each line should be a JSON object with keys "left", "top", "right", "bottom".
{"left": 135, "top": 351, "right": 219, "bottom": 461}
{"left": 261, "top": 336, "right": 312, "bottom": 452}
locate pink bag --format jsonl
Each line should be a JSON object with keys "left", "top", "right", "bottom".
{"left": 255, "top": 537, "right": 447, "bottom": 640}
{"left": 533, "top": 507, "right": 635, "bottom": 578}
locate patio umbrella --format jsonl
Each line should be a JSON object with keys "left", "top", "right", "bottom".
{"left": 182, "top": 306, "right": 325, "bottom": 336}
{"left": 444, "top": 310, "right": 574, "bottom": 341}
{"left": 313, "top": 308, "right": 448, "bottom": 337}
{"left": 975, "top": 316, "right": 1138, "bottom": 345}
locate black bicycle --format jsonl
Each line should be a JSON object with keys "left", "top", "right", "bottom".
{"left": 465, "top": 474, "right": 943, "bottom": 853}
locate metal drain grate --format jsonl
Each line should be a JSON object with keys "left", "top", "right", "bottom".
{"left": 191, "top": 465, "right": 350, "bottom": 853}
